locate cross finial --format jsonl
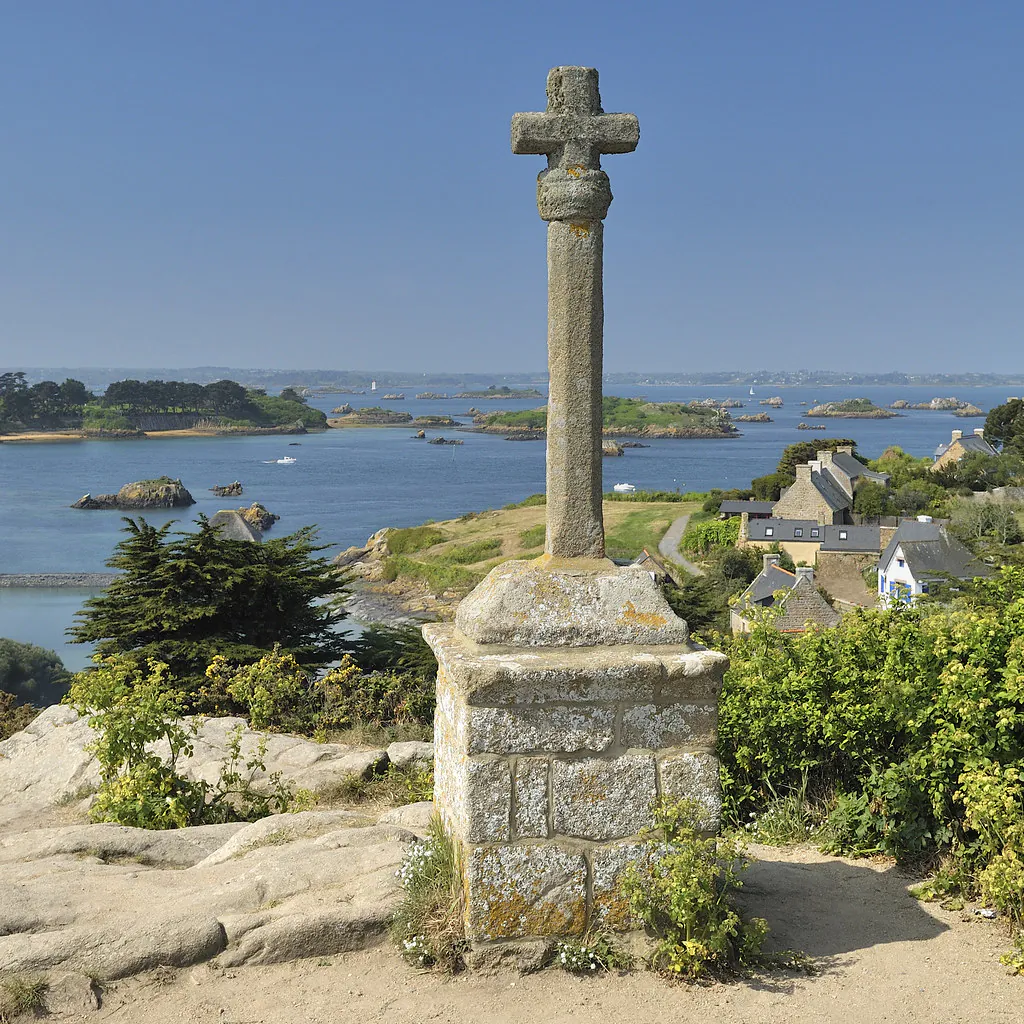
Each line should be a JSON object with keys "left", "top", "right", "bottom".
{"left": 512, "top": 67, "right": 639, "bottom": 222}
{"left": 512, "top": 67, "right": 638, "bottom": 171}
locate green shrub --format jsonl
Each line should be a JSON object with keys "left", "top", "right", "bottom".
{"left": 315, "top": 662, "right": 435, "bottom": 732}
{"left": 387, "top": 525, "right": 449, "bottom": 554}
{"left": 620, "top": 799, "right": 769, "bottom": 979}
{"left": 390, "top": 817, "right": 466, "bottom": 970}
{"left": 203, "top": 646, "right": 315, "bottom": 732}
{"left": 81, "top": 403, "right": 136, "bottom": 431}
{"left": 681, "top": 516, "right": 740, "bottom": 555}
{"left": 503, "top": 493, "right": 546, "bottom": 509}
{"left": 604, "top": 490, "right": 706, "bottom": 503}
{"left": 68, "top": 655, "right": 297, "bottom": 829}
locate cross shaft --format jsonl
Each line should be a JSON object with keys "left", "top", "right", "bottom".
{"left": 512, "top": 67, "right": 638, "bottom": 560}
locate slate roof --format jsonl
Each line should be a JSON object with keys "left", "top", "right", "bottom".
{"left": 210, "top": 510, "right": 263, "bottom": 543}
{"left": 933, "top": 434, "right": 998, "bottom": 460}
{"left": 743, "top": 564, "right": 798, "bottom": 605}
{"left": 831, "top": 451, "right": 889, "bottom": 485}
{"left": 877, "top": 522, "right": 992, "bottom": 580}
{"left": 719, "top": 500, "right": 776, "bottom": 516}
{"left": 820, "top": 524, "right": 881, "bottom": 552}
{"left": 746, "top": 518, "right": 819, "bottom": 542}
{"left": 811, "top": 469, "right": 854, "bottom": 512}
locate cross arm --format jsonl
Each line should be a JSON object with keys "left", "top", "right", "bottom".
{"left": 511, "top": 112, "right": 640, "bottom": 160}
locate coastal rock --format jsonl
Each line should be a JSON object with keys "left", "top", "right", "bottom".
{"left": 759, "top": 396, "right": 784, "bottom": 407}
{"left": 413, "top": 429, "right": 426, "bottom": 438}
{"left": 953, "top": 403, "right": 985, "bottom": 418}
{"left": 330, "top": 403, "right": 354, "bottom": 414}
{"left": 210, "top": 481, "right": 243, "bottom": 497}
{"left": 70, "top": 477, "right": 195, "bottom": 511}
{"left": 413, "top": 416, "right": 457, "bottom": 427}
{"left": 602, "top": 439, "right": 624, "bottom": 456}
{"left": 237, "top": 502, "right": 280, "bottom": 532}
{"left": 736, "top": 412, "right": 772, "bottom": 422}
{"left": 427, "top": 436, "right": 463, "bottom": 445}
{"left": 332, "top": 527, "right": 393, "bottom": 577}
{"left": 328, "top": 408, "right": 413, "bottom": 426}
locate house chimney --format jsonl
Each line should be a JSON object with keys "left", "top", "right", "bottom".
{"left": 795, "top": 566, "right": 814, "bottom": 583}
{"left": 809, "top": 460, "right": 822, "bottom": 473}
{"left": 951, "top": 429, "right": 963, "bottom": 441}
{"left": 739, "top": 511, "right": 750, "bottom": 543}
{"left": 817, "top": 450, "right": 834, "bottom": 468}
{"left": 974, "top": 428, "right": 985, "bottom": 437}
{"left": 762, "top": 553, "right": 780, "bottom": 572}
{"left": 836, "top": 445, "right": 853, "bottom": 455}
{"left": 795, "top": 464, "right": 812, "bottom": 482}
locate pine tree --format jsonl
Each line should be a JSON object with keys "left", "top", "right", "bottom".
{"left": 71, "top": 516, "right": 349, "bottom": 704}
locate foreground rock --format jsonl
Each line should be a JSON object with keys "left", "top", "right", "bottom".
{"left": 0, "top": 707, "right": 422, "bottom": 978}
{"left": 0, "top": 706, "right": 394, "bottom": 829}
{"left": 71, "top": 477, "right": 196, "bottom": 510}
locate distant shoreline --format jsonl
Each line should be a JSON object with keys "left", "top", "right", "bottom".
{"left": 0, "top": 426, "right": 324, "bottom": 445}
{"left": 0, "top": 573, "right": 117, "bottom": 588}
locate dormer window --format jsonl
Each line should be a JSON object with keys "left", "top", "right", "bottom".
{"left": 839, "top": 530, "right": 848, "bottom": 540}
{"left": 811, "top": 528, "right": 819, "bottom": 538}
{"left": 794, "top": 528, "right": 803, "bottom": 537}
{"left": 764, "top": 527, "right": 774, "bottom": 537}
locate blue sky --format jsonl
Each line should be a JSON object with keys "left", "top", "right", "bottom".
{"left": 2, "top": 1, "right": 1022, "bottom": 373}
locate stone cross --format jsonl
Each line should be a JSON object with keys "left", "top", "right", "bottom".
{"left": 512, "top": 67, "right": 639, "bottom": 560}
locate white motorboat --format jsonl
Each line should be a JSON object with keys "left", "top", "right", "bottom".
{"left": 276, "top": 456, "right": 297, "bottom": 464}
{"left": 612, "top": 483, "right": 636, "bottom": 493}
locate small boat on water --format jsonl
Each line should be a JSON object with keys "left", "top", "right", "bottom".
{"left": 749, "top": 386, "right": 755, "bottom": 396}
{"left": 613, "top": 482, "right": 636, "bottom": 493}
{"left": 275, "top": 456, "right": 297, "bottom": 464}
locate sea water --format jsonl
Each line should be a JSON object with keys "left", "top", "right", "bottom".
{"left": 0, "top": 384, "right": 1013, "bottom": 660}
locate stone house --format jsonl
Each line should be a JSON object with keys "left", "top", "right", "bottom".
{"left": 771, "top": 446, "right": 889, "bottom": 524}
{"left": 931, "top": 428, "right": 998, "bottom": 472}
{"left": 718, "top": 499, "right": 775, "bottom": 519}
{"left": 877, "top": 519, "right": 992, "bottom": 604}
{"left": 731, "top": 554, "right": 840, "bottom": 633}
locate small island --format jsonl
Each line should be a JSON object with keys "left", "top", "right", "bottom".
{"left": 475, "top": 396, "right": 738, "bottom": 439}
{"left": 805, "top": 398, "right": 900, "bottom": 419}
{"left": 454, "top": 386, "right": 545, "bottom": 399}
{"left": 736, "top": 412, "right": 772, "bottom": 422}
{"left": 72, "top": 476, "right": 196, "bottom": 510}
{"left": 327, "top": 407, "right": 414, "bottom": 426}
{"left": 415, "top": 392, "right": 450, "bottom": 400}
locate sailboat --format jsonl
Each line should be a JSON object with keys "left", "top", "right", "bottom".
{"left": 371, "top": 380, "right": 377, "bottom": 392}
{"left": 749, "top": 386, "right": 755, "bottom": 396}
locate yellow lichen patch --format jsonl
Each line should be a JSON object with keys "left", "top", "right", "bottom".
{"left": 617, "top": 601, "right": 668, "bottom": 629}
{"left": 566, "top": 164, "right": 586, "bottom": 178}
{"left": 569, "top": 222, "right": 591, "bottom": 237}
{"left": 474, "top": 882, "right": 586, "bottom": 940}
{"left": 593, "top": 888, "right": 635, "bottom": 932}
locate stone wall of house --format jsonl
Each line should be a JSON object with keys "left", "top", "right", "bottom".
{"left": 773, "top": 467, "right": 841, "bottom": 524}
{"left": 815, "top": 550, "right": 878, "bottom": 584}
{"left": 426, "top": 623, "right": 726, "bottom": 944}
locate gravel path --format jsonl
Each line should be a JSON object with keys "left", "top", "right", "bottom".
{"left": 659, "top": 514, "right": 704, "bottom": 576}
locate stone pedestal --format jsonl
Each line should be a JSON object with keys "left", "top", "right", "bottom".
{"left": 424, "top": 565, "right": 728, "bottom": 947}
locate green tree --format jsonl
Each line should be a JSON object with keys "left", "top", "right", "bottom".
{"left": 70, "top": 516, "right": 349, "bottom": 704}
{"left": 984, "top": 398, "right": 1024, "bottom": 453}
{"left": 0, "top": 638, "right": 71, "bottom": 705}
{"left": 775, "top": 438, "right": 859, "bottom": 477}
{"left": 853, "top": 480, "right": 889, "bottom": 519}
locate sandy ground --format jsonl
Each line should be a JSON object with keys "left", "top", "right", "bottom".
{"left": 63, "top": 844, "right": 1019, "bottom": 1024}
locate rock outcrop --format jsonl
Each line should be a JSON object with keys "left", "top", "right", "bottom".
{"left": 71, "top": 477, "right": 196, "bottom": 510}
{"left": 601, "top": 439, "right": 624, "bottom": 456}
{"left": 0, "top": 706, "right": 425, "bottom": 977}
{"left": 237, "top": 502, "right": 280, "bottom": 532}
{"left": 210, "top": 481, "right": 243, "bottom": 497}
{"left": 736, "top": 412, "right": 772, "bottom": 422}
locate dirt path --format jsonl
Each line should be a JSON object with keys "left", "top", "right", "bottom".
{"left": 659, "top": 513, "right": 704, "bottom": 576}
{"left": 79, "top": 844, "right": 1020, "bottom": 1024}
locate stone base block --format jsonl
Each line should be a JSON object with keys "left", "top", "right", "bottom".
{"left": 424, "top": 623, "right": 727, "bottom": 944}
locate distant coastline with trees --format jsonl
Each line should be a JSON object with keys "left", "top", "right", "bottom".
{"left": 0, "top": 373, "right": 326, "bottom": 442}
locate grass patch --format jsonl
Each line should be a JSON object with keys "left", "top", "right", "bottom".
{"left": 518, "top": 523, "right": 546, "bottom": 549}
{"left": 0, "top": 975, "right": 48, "bottom": 1024}
{"left": 382, "top": 555, "right": 483, "bottom": 595}
{"left": 604, "top": 490, "right": 707, "bottom": 503}
{"left": 437, "top": 538, "right": 502, "bottom": 564}
{"left": 319, "top": 720, "right": 432, "bottom": 748}
{"left": 314, "top": 764, "right": 433, "bottom": 809}
{"left": 387, "top": 526, "right": 450, "bottom": 555}
{"left": 391, "top": 816, "right": 467, "bottom": 970}
{"left": 604, "top": 508, "right": 676, "bottom": 560}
